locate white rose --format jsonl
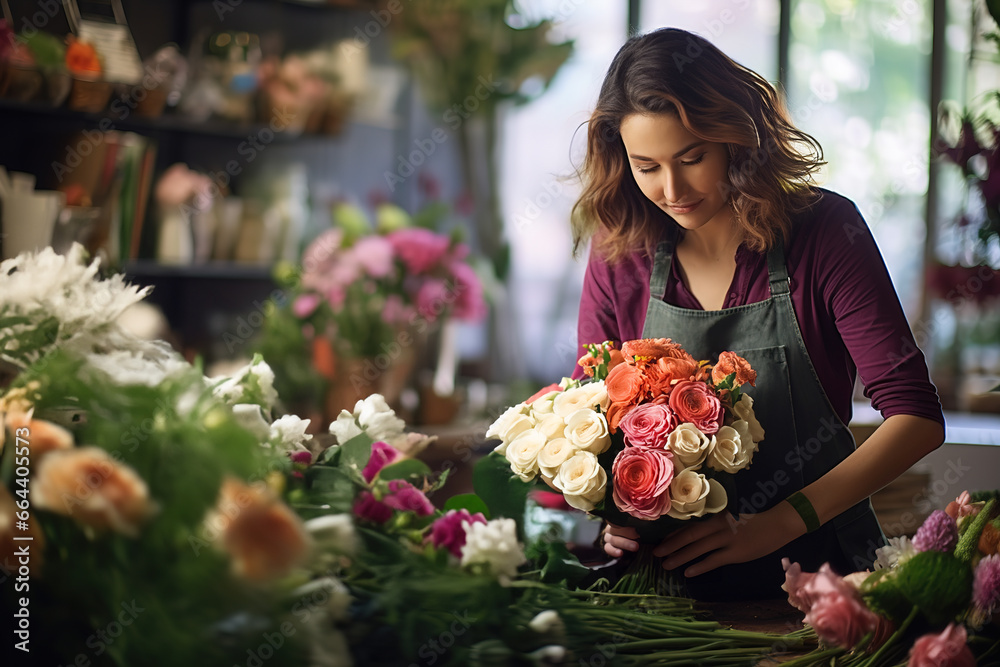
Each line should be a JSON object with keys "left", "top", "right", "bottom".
{"left": 553, "top": 451, "right": 607, "bottom": 511}
{"left": 537, "top": 437, "right": 576, "bottom": 479}
{"left": 553, "top": 384, "right": 604, "bottom": 417}
{"left": 534, "top": 413, "right": 567, "bottom": 441}
{"left": 706, "top": 424, "right": 752, "bottom": 473}
{"left": 582, "top": 381, "right": 609, "bottom": 412}
{"left": 506, "top": 430, "right": 547, "bottom": 481}
{"left": 733, "top": 393, "right": 765, "bottom": 443}
{"left": 667, "top": 470, "right": 728, "bottom": 519}
{"left": 486, "top": 403, "right": 531, "bottom": 454}
{"left": 530, "top": 391, "right": 560, "bottom": 415}
{"left": 665, "top": 423, "right": 713, "bottom": 469}
{"left": 563, "top": 409, "right": 611, "bottom": 454}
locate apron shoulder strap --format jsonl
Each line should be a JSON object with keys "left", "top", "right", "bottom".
{"left": 766, "top": 235, "right": 791, "bottom": 296}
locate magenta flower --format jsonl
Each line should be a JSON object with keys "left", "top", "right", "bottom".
{"left": 448, "top": 260, "right": 487, "bottom": 322}
{"left": 415, "top": 278, "right": 450, "bottom": 321}
{"left": 912, "top": 510, "right": 958, "bottom": 553}
{"left": 383, "top": 480, "right": 435, "bottom": 516}
{"left": 388, "top": 228, "right": 451, "bottom": 274}
{"left": 428, "top": 509, "right": 487, "bottom": 557}
{"left": 973, "top": 554, "right": 1000, "bottom": 614}
{"left": 353, "top": 491, "right": 393, "bottom": 524}
{"left": 362, "top": 441, "right": 401, "bottom": 483}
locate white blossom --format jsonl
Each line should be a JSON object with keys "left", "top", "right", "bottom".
{"left": 231, "top": 404, "right": 271, "bottom": 442}
{"left": 328, "top": 410, "right": 363, "bottom": 444}
{"left": 209, "top": 356, "right": 278, "bottom": 413}
{"left": 354, "top": 394, "right": 405, "bottom": 442}
{"left": 874, "top": 535, "right": 916, "bottom": 571}
{"left": 304, "top": 513, "right": 358, "bottom": 556}
{"left": 84, "top": 346, "right": 190, "bottom": 387}
{"left": 269, "top": 414, "right": 313, "bottom": 454}
{"left": 460, "top": 518, "right": 526, "bottom": 582}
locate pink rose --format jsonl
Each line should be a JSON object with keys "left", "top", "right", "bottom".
{"left": 428, "top": 509, "right": 487, "bottom": 558}
{"left": 668, "top": 380, "right": 723, "bottom": 435}
{"left": 618, "top": 403, "right": 678, "bottom": 449}
{"left": 388, "top": 228, "right": 451, "bottom": 274}
{"left": 448, "top": 260, "right": 487, "bottom": 322}
{"left": 381, "top": 294, "right": 413, "bottom": 325}
{"left": 611, "top": 446, "right": 675, "bottom": 520}
{"left": 362, "top": 441, "right": 401, "bottom": 483}
{"left": 803, "top": 569, "right": 882, "bottom": 648}
{"left": 353, "top": 491, "right": 393, "bottom": 524}
{"left": 383, "top": 480, "right": 435, "bottom": 516}
{"left": 908, "top": 624, "right": 975, "bottom": 667}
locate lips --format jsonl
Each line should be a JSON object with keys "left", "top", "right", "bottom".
{"left": 666, "top": 199, "right": 703, "bottom": 214}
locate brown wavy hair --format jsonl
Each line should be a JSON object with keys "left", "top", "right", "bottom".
{"left": 572, "top": 28, "right": 825, "bottom": 263}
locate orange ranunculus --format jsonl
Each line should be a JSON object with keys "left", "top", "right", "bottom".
{"left": 668, "top": 380, "right": 724, "bottom": 436}
{"left": 605, "top": 363, "right": 646, "bottom": 405}
{"left": 31, "top": 447, "right": 156, "bottom": 537}
{"left": 621, "top": 338, "right": 689, "bottom": 362}
{"left": 208, "top": 477, "right": 310, "bottom": 582}
{"left": 648, "top": 356, "right": 701, "bottom": 396}
{"left": 711, "top": 351, "right": 757, "bottom": 387}
{"left": 605, "top": 400, "right": 635, "bottom": 433}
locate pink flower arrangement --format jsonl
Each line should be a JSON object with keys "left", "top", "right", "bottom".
{"left": 291, "top": 201, "right": 486, "bottom": 359}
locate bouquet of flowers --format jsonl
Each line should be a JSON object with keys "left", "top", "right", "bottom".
{"left": 486, "top": 338, "right": 765, "bottom": 592}
{"left": 780, "top": 490, "right": 1000, "bottom": 667}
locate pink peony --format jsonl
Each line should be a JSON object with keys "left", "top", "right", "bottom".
{"left": 352, "top": 235, "right": 395, "bottom": 278}
{"left": 353, "top": 491, "right": 393, "bottom": 524}
{"left": 362, "top": 441, "right": 401, "bottom": 483}
{"left": 912, "top": 510, "right": 959, "bottom": 553}
{"left": 973, "top": 553, "right": 1000, "bottom": 613}
{"left": 388, "top": 228, "right": 451, "bottom": 274}
{"left": 611, "top": 446, "right": 675, "bottom": 520}
{"left": 618, "top": 403, "right": 678, "bottom": 449}
{"left": 908, "top": 624, "right": 976, "bottom": 667}
{"left": 428, "top": 509, "right": 487, "bottom": 558}
{"left": 668, "top": 380, "right": 723, "bottom": 435}
{"left": 804, "top": 585, "right": 882, "bottom": 649}
{"left": 383, "top": 480, "right": 435, "bottom": 516}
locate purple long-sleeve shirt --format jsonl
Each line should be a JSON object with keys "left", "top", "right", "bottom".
{"left": 574, "top": 189, "right": 945, "bottom": 428}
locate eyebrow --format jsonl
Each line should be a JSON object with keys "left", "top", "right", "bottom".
{"left": 628, "top": 141, "right": 707, "bottom": 161}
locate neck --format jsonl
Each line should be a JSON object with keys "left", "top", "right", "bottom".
{"left": 678, "top": 211, "right": 742, "bottom": 260}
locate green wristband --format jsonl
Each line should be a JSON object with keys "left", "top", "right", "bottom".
{"left": 786, "top": 491, "right": 821, "bottom": 533}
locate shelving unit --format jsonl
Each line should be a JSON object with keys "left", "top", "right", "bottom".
{"left": 0, "top": 0, "right": 412, "bottom": 364}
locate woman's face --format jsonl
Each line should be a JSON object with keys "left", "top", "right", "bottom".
{"left": 619, "top": 112, "right": 732, "bottom": 232}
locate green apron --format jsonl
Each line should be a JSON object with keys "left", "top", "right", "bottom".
{"left": 641, "top": 229, "right": 886, "bottom": 600}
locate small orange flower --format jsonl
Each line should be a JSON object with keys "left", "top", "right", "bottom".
{"left": 208, "top": 477, "right": 310, "bottom": 582}
{"left": 4, "top": 412, "right": 74, "bottom": 462}
{"left": 605, "top": 363, "right": 646, "bottom": 405}
{"left": 711, "top": 351, "right": 757, "bottom": 387}
{"left": 31, "top": 447, "right": 156, "bottom": 537}
{"left": 622, "top": 338, "right": 688, "bottom": 362}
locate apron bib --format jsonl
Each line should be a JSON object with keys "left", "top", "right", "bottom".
{"left": 641, "top": 230, "right": 885, "bottom": 600}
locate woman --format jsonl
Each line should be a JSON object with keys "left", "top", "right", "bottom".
{"left": 573, "top": 28, "right": 945, "bottom": 600}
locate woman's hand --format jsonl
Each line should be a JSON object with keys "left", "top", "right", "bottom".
{"left": 652, "top": 502, "right": 805, "bottom": 576}
{"left": 602, "top": 523, "right": 640, "bottom": 558}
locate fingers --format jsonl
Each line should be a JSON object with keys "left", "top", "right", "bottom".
{"left": 651, "top": 514, "right": 725, "bottom": 558}
{"left": 658, "top": 529, "right": 729, "bottom": 572}
{"left": 605, "top": 524, "right": 640, "bottom": 539}
{"left": 603, "top": 531, "right": 639, "bottom": 558}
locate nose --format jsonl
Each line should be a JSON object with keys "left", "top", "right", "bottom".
{"left": 660, "top": 168, "right": 687, "bottom": 204}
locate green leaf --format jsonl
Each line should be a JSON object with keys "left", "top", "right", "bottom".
{"left": 443, "top": 493, "right": 491, "bottom": 519}
{"left": 473, "top": 452, "right": 530, "bottom": 537}
{"left": 340, "top": 433, "right": 375, "bottom": 475}
{"left": 537, "top": 540, "right": 590, "bottom": 587}
{"left": 377, "top": 458, "right": 433, "bottom": 483}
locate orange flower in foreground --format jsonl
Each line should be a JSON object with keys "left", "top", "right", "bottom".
{"left": 1, "top": 484, "right": 45, "bottom": 574}
{"left": 647, "top": 356, "right": 701, "bottom": 396}
{"left": 209, "top": 477, "right": 310, "bottom": 582}
{"left": 711, "top": 351, "right": 757, "bottom": 387}
{"left": 31, "top": 447, "right": 156, "bottom": 537}
{"left": 605, "top": 400, "right": 635, "bottom": 433}
{"left": 4, "top": 413, "right": 74, "bottom": 462}
{"left": 622, "top": 338, "right": 689, "bottom": 362}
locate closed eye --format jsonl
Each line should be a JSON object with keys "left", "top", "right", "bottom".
{"left": 681, "top": 153, "right": 706, "bottom": 166}
{"left": 635, "top": 164, "right": 658, "bottom": 174}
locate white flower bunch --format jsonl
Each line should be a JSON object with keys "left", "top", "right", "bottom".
{"left": 328, "top": 393, "right": 405, "bottom": 444}
{"left": 0, "top": 244, "right": 151, "bottom": 368}
{"left": 460, "top": 518, "right": 527, "bottom": 583}
{"left": 268, "top": 414, "right": 313, "bottom": 455}
{"left": 874, "top": 535, "right": 916, "bottom": 571}
{"left": 84, "top": 346, "right": 190, "bottom": 388}
{"left": 486, "top": 381, "right": 611, "bottom": 509}
{"left": 209, "top": 355, "right": 279, "bottom": 414}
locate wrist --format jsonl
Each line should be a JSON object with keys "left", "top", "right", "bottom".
{"left": 784, "top": 490, "right": 821, "bottom": 533}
